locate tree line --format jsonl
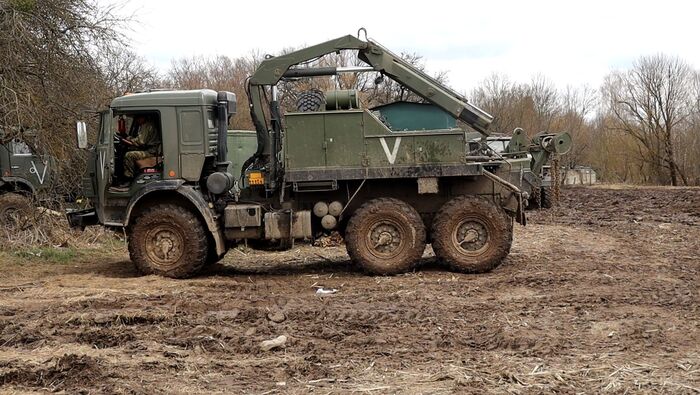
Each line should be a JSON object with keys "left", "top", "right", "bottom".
{"left": 2, "top": 0, "right": 698, "bottom": 192}
{"left": 470, "top": 58, "right": 700, "bottom": 186}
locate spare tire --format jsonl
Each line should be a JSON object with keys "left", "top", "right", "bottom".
{"left": 295, "top": 89, "right": 325, "bottom": 112}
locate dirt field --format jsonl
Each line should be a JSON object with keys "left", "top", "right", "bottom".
{"left": 1, "top": 186, "right": 698, "bottom": 394}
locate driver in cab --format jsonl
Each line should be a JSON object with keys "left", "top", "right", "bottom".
{"left": 112, "top": 115, "right": 161, "bottom": 191}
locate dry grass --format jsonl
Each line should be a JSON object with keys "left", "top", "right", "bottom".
{"left": 0, "top": 203, "right": 124, "bottom": 256}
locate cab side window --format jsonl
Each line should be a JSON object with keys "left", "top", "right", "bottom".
{"left": 10, "top": 139, "right": 31, "bottom": 155}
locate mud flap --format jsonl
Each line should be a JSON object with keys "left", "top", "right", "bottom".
{"left": 66, "top": 208, "right": 99, "bottom": 230}
{"left": 482, "top": 170, "right": 527, "bottom": 226}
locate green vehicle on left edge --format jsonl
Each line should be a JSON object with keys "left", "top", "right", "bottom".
{"left": 0, "top": 135, "right": 55, "bottom": 225}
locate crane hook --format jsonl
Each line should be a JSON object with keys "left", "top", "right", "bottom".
{"left": 357, "top": 27, "right": 368, "bottom": 41}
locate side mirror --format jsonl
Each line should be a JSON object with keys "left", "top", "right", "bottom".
{"left": 76, "top": 121, "right": 88, "bottom": 149}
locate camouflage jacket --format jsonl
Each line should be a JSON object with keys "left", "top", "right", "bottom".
{"left": 131, "top": 123, "right": 161, "bottom": 155}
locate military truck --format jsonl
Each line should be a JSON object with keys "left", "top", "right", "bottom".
{"left": 0, "top": 136, "right": 54, "bottom": 225}
{"left": 68, "top": 33, "right": 570, "bottom": 278}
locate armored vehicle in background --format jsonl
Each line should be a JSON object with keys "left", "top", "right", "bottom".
{"left": 69, "top": 32, "right": 570, "bottom": 278}
{"left": 0, "top": 136, "right": 54, "bottom": 224}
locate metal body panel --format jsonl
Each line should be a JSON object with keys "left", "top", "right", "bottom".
{"left": 285, "top": 109, "right": 469, "bottom": 173}
{"left": 224, "top": 204, "right": 262, "bottom": 228}
{"left": 324, "top": 112, "right": 363, "bottom": 167}
{"left": 226, "top": 130, "right": 257, "bottom": 178}
{"left": 284, "top": 163, "right": 482, "bottom": 182}
{"left": 284, "top": 114, "right": 326, "bottom": 169}
{"left": 180, "top": 153, "right": 205, "bottom": 181}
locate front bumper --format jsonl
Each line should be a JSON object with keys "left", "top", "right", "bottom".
{"left": 66, "top": 208, "right": 99, "bottom": 229}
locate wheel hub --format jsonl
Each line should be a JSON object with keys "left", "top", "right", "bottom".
{"left": 145, "top": 225, "right": 184, "bottom": 266}
{"left": 454, "top": 220, "right": 488, "bottom": 252}
{"left": 370, "top": 222, "right": 402, "bottom": 254}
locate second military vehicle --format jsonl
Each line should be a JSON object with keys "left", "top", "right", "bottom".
{"left": 69, "top": 32, "right": 570, "bottom": 278}
{"left": 0, "top": 134, "right": 54, "bottom": 225}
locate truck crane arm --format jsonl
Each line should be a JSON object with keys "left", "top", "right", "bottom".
{"left": 248, "top": 34, "right": 492, "bottom": 134}
{"left": 245, "top": 33, "right": 494, "bottom": 190}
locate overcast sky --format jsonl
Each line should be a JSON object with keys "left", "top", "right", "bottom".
{"left": 110, "top": 0, "right": 699, "bottom": 93}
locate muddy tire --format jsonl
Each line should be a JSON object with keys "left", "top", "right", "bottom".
{"left": 540, "top": 187, "right": 553, "bottom": 209}
{"left": 295, "top": 89, "right": 325, "bottom": 112}
{"left": 0, "top": 193, "right": 32, "bottom": 226}
{"left": 432, "top": 196, "right": 512, "bottom": 273}
{"left": 527, "top": 187, "right": 540, "bottom": 210}
{"left": 128, "top": 204, "right": 208, "bottom": 278}
{"left": 345, "top": 198, "right": 426, "bottom": 275}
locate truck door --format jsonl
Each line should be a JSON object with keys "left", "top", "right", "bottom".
{"left": 8, "top": 140, "right": 50, "bottom": 190}
{"left": 94, "top": 111, "right": 113, "bottom": 215}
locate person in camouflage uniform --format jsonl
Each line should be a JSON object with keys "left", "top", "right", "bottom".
{"left": 114, "top": 115, "right": 161, "bottom": 189}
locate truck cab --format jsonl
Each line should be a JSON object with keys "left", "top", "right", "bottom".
{"left": 70, "top": 90, "right": 236, "bottom": 262}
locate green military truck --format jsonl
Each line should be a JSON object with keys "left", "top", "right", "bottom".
{"left": 68, "top": 33, "right": 570, "bottom": 278}
{"left": 0, "top": 136, "right": 54, "bottom": 224}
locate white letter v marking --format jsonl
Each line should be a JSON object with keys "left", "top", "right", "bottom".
{"left": 379, "top": 137, "right": 402, "bottom": 165}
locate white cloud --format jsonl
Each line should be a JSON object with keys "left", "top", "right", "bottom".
{"left": 107, "top": 0, "right": 700, "bottom": 93}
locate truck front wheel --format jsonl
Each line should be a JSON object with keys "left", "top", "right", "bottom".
{"left": 0, "top": 193, "right": 31, "bottom": 226}
{"left": 128, "top": 204, "right": 208, "bottom": 278}
{"left": 345, "top": 198, "right": 426, "bottom": 275}
{"left": 431, "top": 196, "right": 512, "bottom": 273}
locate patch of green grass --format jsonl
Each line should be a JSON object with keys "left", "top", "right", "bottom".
{"left": 13, "top": 247, "right": 78, "bottom": 263}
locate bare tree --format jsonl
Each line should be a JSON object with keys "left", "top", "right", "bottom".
{"left": 603, "top": 54, "right": 693, "bottom": 185}
{"left": 553, "top": 85, "right": 597, "bottom": 168}
{"left": 471, "top": 73, "right": 529, "bottom": 133}
{"left": 168, "top": 52, "right": 262, "bottom": 130}
{"left": 101, "top": 48, "right": 160, "bottom": 97}
{"left": 527, "top": 74, "right": 560, "bottom": 132}
{"left": 471, "top": 73, "right": 560, "bottom": 136}
{"left": 0, "top": 0, "right": 133, "bottom": 196}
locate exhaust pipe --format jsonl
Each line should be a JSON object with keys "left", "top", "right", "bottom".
{"left": 216, "top": 91, "right": 236, "bottom": 171}
{"left": 207, "top": 91, "right": 237, "bottom": 195}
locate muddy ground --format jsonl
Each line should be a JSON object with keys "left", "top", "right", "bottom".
{"left": 1, "top": 186, "right": 698, "bottom": 394}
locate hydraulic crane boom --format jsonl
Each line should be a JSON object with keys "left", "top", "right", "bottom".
{"left": 245, "top": 33, "right": 494, "bottom": 190}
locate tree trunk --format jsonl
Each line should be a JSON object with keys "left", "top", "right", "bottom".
{"left": 664, "top": 130, "right": 678, "bottom": 186}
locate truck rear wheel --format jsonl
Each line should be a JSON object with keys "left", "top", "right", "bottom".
{"left": 540, "top": 187, "right": 553, "bottom": 209}
{"left": 431, "top": 196, "right": 512, "bottom": 273}
{"left": 527, "top": 187, "right": 540, "bottom": 210}
{"left": 128, "top": 204, "right": 208, "bottom": 278}
{"left": 0, "top": 193, "right": 31, "bottom": 226}
{"left": 345, "top": 198, "right": 426, "bottom": 275}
